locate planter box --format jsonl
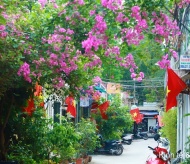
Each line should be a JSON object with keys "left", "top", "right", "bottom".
{"left": 75, "top": 158, "right": 83, "bottom": 164}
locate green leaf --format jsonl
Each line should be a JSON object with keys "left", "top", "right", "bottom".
{"left": 0, "top": 15, "right": 6, "bottom": 24}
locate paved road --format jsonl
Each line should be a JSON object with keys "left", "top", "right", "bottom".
{"left": 90, "top": 138, "right": 157, "bottom": 164}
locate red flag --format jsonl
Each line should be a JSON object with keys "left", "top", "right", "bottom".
{"left": 65, "top": 96, "right": 76, "bottom": 118}
{"left": 136, "top": 114, "right": 144, "bottom": 124}
{"left": 22, "top": 98, "right": 35, "bottom": 116}
{"left": 130, "top": 108, "right": 141, "bottom": 123}
{"left": 98, "top": 101, "right": 109, "bottom": 120}
{"left": 166, "top": 68, "right": 187, "bottom": 112}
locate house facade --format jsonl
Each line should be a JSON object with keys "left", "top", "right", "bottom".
{"left": 170, "top": 3, "right": 190, "bottom": 159}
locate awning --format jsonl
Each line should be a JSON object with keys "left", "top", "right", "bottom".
{"left": 140, "top": 111, "right": 159, "bottom": 116}
{"left": 94, "top": 86, "right": 106, "bottom": 93}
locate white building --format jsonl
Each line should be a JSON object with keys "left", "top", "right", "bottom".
{"left": 170, "top": 4, "right": 190, "bottom": 159}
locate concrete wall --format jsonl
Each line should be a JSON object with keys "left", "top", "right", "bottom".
{"left": 148, "top": 118, "right": 157, "bottom": 129}
{"left": 177, "top": 93, "right": 190, "bottom": 158}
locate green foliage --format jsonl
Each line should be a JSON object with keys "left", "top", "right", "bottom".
{"left": 8, "top": 109, "right": 52, "bottom": 163}
{"left": 161, "top": 109, "right": 177, "bottom": 155}
{"left": 8, "top": 111, "right": 80, "bottom": 163}
{"left": 182, "top": 114, "right": 190, "bottom": 164}
{"left": 93, "top": 94, "right": 133, "bottom": 140}
{"left": 0, "top": 0, "right": 180, "bottom": 161}
{"left": 76, "top": 118, "right": 99, "bottom": 157}
{"left": 47, "top": 117, "right": 80, "bottom": 162}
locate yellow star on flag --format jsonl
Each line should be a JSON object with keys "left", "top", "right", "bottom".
{"left": 133, "top": 112, "right": 137, "bottom": 118}
{"left": 166, "top": 86, "right": 170, "bottom": 96}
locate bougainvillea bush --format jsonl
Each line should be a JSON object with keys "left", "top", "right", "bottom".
{"left": 0, "top": 0, "right": 188, "bottom": 161}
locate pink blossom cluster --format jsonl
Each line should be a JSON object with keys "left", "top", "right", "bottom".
{"left": 105, "top": 46, "right": 121, "bottom": 61}
{"left": 115, "top": 12, "right": 129, "bottom": 23}
{"left": 47, "top": 27, "right": 74, "bottom": 52}
{"left": 49, "top": 53, "right": 58, "bottom": 66}
{"left": 121, "top": 28, "right": 144, "bottom": 45}
{"left": 59, "top": 55, "right": 78, "bottom": 75}
{"left": 121, "top": 6, "right": 148, "bottom": 46}
{"left": 67, "top": 11, "right": 89, "bottom": 24}
{"left": 152, "top": 12, "right": 181, "bottom": 44}
{"left": 3, "top": 1, "right": 184, "bottom": 87}
{"left": 89, "top": 10, "right": 96, "bottom": 16}
{"left": 74, "top": 0, "right": 85, "bottom": 6}
{"left": 93, "top": 15, "right": 107, "bottom": 34}
{"left": 0, "top": 25, "right": 7, "bottom": 38}
{"left": 101, "top": 0, "right": 123, "bottom": 11}
{"left": 120, "top": 53, "right": 137, "bottom": 69}
{"left": 82, "top": 32, "right": 104, "bottom": 53}
{"left": 157, "top": 54, "right": 170, "bottom": 69}
{"left": 38, "top": 0, "right": 48, "bottom": 8}
{"left": 131, "top": 72, "right": 144, "bottom": 82}
{"left": 119, "top": 53, "right": 144, "bottom": 81}
{"left": 84, "top": 55, "right": 102, "bottom": 70}
{"left": 1, "top": 12, "right": 24, "bottom": 38}
{"left": 156, "top": 49, "right": 178, "bottom": 69}
{"left": 38, "top": 0, "right": 58, "bottom": 9}
{"left": 82, "top": 14, "right": 108, "bottom": 56}
{"left": 131, "top": 6, "right": 141, "bottom": 20}
{"left": 17, "top": 62, "right": 31, "bottom": 83}
{"left": 52, "top": 77, "right": 65, "bottom": 89}
{"left": 32, "top": 58, "right": 45, "bottom": 69}
{"left": 178, "top": 0, "right": 190, "bottom": 8}
{"left": 170, "top": 49, "right": 178, "bottom": 59}
{"left": 93, "top": 76, "right": 102, "bottom": 85}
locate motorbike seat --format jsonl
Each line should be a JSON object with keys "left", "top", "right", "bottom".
{"left": 140, "top": 131, "right": 148, "bottom": 135}
{"left": 105, "top": 140, "right": 117, "bottom": 144}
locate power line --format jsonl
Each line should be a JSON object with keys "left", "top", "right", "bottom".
{"left": 102, "top": 79, "right": 164, "bottom": 89}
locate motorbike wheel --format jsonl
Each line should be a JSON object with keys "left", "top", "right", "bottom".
{"left": 143, "top": 134, "right": 148, "bottom": 140}
{"left": 114, "top": 145, "right": 123, "bottom": 156}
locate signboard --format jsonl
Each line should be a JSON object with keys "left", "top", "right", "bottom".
{"left": 180, "top": 55, "right": 190, "bottom": 70}
{"left": 107, "top": 83, "right": 121, "bottom": 94}
{"left": 80, "top": 96, "right": 89, "bottom": 107}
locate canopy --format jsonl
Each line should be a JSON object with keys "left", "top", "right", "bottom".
{"left": 94, "top": 86, "right": 106, "bottom": 93}
{"left": 140, "top": 111, "right": 159, "bottom": 116}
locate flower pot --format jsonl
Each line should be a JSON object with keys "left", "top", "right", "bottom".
{"left": 88, "top": 156, "right": 92, "bottom": 162}
{"left": 75, "top": 158, "right": 83, "bottom": 164}
{"left": 60, "top": 160, "right": 69, "bottom": 164}
{"left": 83, "top": 156, "right": 89, "bottom": 164}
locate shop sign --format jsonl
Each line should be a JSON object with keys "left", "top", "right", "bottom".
{"left": 180, "top": 55, "right": 190, "bottom": 70}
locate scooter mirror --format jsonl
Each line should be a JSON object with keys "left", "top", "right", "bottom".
{"left": 154, "top": 134, "right": 160, "bottom": 141}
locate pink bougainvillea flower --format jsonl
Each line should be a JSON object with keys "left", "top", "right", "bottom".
{"left": 17, "top": 62, "right": 31, "bottom": 83}
{"left": 38, "top": 0, "right": 48, "bottom": 8}
{"left": 0, "top": 25, "right": 6, "bottom": 31}
{"left": 131, "top": 73, "right": 137, "bottom": 78}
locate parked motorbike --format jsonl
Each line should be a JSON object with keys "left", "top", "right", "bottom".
{"left": 94, "top": 134, "right": 124, "bottom": 155}
{"left": 146, "top": 133, "right": 181, "bottom": 164}
{"left": 149, "top": 126, "right": 158, "bottom": 135}
{"left": 133, "top": 129, "right": 148, "bottom": 140}
{"left": 121, "top": 133, "right": 133, "bottom": 145}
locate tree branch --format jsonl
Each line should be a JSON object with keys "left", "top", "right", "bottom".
{"left": 163, "top": 4, "right": 190, "bottom": 33}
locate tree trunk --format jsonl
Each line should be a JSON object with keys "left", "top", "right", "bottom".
{"left": 0, "top": 94, "right": 13, "bottom": 161}
{"left": 0, "top": 125, "right": 6, "bottom": 161}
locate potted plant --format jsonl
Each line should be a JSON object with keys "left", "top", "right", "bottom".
{"left": 47, "top": 116, "right": 81, "bottom": 163}
{"left": 76, "top": 118, "right": 99, "bottom": 164}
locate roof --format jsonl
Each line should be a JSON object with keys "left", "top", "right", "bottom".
{"left": 138, "top": 106, "right": 158, "bottom": 111}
